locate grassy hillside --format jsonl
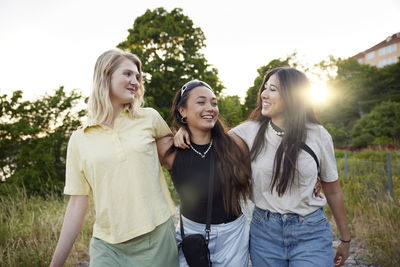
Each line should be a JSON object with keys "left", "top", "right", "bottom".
{"left": 1, "top": 149, "right": 399, "bottom": 266}
{"left": 326, "top": 149, "right": 400, "bottom": 266}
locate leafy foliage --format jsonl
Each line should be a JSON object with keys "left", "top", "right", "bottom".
{"left": 324, "top": 123, "right": 348, "bottom": 146}
{"left": 117, "top": 7, "right": 223, "bottom": 123}
{"left": 320, "top": 58, "right": 380, "bottom": 127}
{"left": 350, "top": 101, "right": 400, "bottom": 147}
{"left": 319, "top": 58, "right": 400, "bottom": 146}
{"left": 0, "top": 87, "right": 86, "bottom": 197}
{"left": 217, "top": 95, "right": 244, "bottom": 128}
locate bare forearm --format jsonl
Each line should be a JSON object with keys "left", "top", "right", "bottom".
{"left": 50, "top": 195, "right": 88, "bottom": 267}
{"left": 322, "top": 182, "right": 350, "bottom": 240}
{"left": 156, "top": 135, "right": 175, "bottom": 170}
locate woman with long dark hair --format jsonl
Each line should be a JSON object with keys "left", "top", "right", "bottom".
{"left": 157, "top": 80, "right": 252, "bottom": 266}
{"left": 230, "top": 67, "right": 350, "bottom": 266}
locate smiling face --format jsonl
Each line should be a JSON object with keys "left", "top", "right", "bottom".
{"left": 109, "top": 58, "right": 140, "bottom": 110}
{"left": 261, "top": 73, "right": 285, "bottom": 126}
{"left": 179, "top": 86, "right": 219, "bottom": 134}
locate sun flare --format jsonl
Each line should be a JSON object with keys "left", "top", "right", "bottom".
{"left": 310, "top": 80, "right": 329, "bottom": 104}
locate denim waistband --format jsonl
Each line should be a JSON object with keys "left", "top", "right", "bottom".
{"left": 254, "top": 206, "right": 323, "bottom": 223}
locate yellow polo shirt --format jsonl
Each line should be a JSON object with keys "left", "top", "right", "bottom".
{"left": 64, "top": 108, "right": 174, "bottom": 244}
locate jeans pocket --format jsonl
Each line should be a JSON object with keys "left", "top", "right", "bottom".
{"left": 251, "top": 208, "right": 265, "bottom": 225}
{"left": 303, "top": 209, "right": 328, "bottom": 226}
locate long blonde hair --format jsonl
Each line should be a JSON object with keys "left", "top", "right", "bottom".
{"left": 87, "top": 49, "right": 145, "bottom": 124}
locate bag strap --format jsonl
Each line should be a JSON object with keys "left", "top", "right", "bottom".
{"left": 179, "top": 147, "right": 215, "bottom": 244}
{"left": 179, "top": 213, "right": 185, "bottom": 240}
{"left": 205, "top": 149, "right": 215, "bottom": 244}
{"left": 300, "top": 142, "right": 320, "bottom": 174}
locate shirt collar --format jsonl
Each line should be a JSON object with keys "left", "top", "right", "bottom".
{"left": 81, "top": 110, "right": 130, "bottom": 132}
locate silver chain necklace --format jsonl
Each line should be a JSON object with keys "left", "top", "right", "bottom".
{"left": 190, "top": 139, "right": 213, "bottom": 158}
{"left": 268, "top": 120, "right": 284, "bottom": 136}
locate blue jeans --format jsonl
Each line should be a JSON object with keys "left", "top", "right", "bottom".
{"left": 250, "top": 206, "right": 333, "bottom": 267}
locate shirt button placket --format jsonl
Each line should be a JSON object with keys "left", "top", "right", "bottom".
{"left": 112, "top": 131, "right": 127, "bottom": 162}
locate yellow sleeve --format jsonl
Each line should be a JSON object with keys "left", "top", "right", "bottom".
{"left": 151, "top": 108, "right": 172, "bottom": 139}
{"left": 63, "top": 131, "right": 91, "bottom": 195}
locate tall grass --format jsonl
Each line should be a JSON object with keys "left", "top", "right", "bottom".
{"left": 326, "top": 150, "right": 400, "bottom": 266}
{"left": 0, "top": 186, "right": 94, "bottom": 266}
{"left": 1, "top": 150, "right": 399, "bottom": 266}
{"left": 0, "top": 172, "right": 177, "bottom": 266}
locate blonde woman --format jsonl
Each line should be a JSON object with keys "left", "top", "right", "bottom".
{"left": 50, "top": 49, "right": 178, "bottom": 267}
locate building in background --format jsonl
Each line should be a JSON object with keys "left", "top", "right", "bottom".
{"left": 353, "top": 32, "right": 400, "bottom": 68}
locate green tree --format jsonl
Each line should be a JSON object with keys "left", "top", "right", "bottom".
{"left": 318, "top": 58, "right": 400, "bottom": 145}
{"left": 327, "top": 58, "right": 379, "bottom": 123}
{"left": 0, "top": 87, "right": 86, "bottom": 197}
{"left": 350, "top": 101, "right": 400, "bottom": 147}
{"left": 117, "top": 7, "right": 223, "bottom": 123}
{"left": 324, "top": 123, "right": 348, "bottom": 146}
{"left": 375, "top": 60, "right": 400, "bottom": 103}
{"left": 217, "top": 95, "right": 244, "bottom": 128}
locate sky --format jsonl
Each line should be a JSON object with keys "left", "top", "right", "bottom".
{"left": 0, "top": 0, "right": 399, "bottom": 102}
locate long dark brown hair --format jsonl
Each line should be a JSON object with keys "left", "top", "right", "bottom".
{"left": 169, "top": 81, "right": 251, "bottom": 215}
{"left": 249, "top": 67, "right": 320, "bottom": 196}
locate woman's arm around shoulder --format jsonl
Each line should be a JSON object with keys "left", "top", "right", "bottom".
{"left": 173, "top": 127, "right": 190, "bottom": 149}
{"left": 50, "top": 195, "right": 88, "bottom": 267}
{"left": 228, "top": 120, "right": 260, "bottom": 149}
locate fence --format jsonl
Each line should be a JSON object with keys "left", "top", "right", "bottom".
{"left": 336, "top": 152, "right": 399, "bottom": 199}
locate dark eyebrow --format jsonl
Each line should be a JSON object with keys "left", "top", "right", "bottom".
{"left": 196, "top": 96, "right": 217, "bottom": 100}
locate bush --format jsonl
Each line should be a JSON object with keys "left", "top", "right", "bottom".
{"left": 350, "top": 101, "right": 400, "bottom": 147}
{"left": 372, "top": 136, "right": 393, "bottom": 145}
{"left": 325, "top": 123, "right": 349, "bottom": 145}
{"left": 351, "top": 133, "right": 374, "bottom": 147}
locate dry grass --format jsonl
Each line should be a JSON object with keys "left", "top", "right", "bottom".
{"left": 326, "top": 154, "right": 400, "bottom": 267}
{"left": 0, "top": 170, "right": 177, "bottom": 266}
{"left": 0, "top": 187, "right": 94, "bottom": 266}
{"left": 1, "top": 150, "right": 399, "bottom": 266}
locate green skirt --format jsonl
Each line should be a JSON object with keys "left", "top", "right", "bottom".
{"left": 89, "top": 217, "right": 178, "bottom": 267}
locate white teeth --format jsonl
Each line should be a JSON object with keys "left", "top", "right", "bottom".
{"left": 202, "top": 116, "right": 213, "bottom": 119}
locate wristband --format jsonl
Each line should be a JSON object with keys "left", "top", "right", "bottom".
{"left": 339, "top": 238, "right": 351, "bottom": 243}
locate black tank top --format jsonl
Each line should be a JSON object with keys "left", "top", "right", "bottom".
{"left": 170, "top": 142, "right": 238, "bottom": 224}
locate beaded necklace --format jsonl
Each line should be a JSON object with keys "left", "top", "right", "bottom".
{"left": 190, "top": 139, "right": 213, "bottom": 158}
{"left": 268, "top": 120, "right": 284, "bottom": 136}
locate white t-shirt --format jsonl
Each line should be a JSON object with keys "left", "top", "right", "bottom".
{"left": 230, "top": 120, "right": 338, "bottom": 216}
